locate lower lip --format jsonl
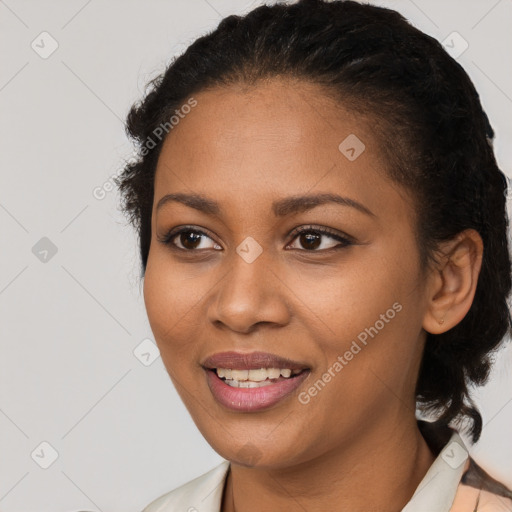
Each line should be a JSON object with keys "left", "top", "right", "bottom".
{"left": 205, "top": 369, "right": 310, "bottom": 412}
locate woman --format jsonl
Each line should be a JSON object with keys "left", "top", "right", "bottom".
{"left": 115, "top": 0, "right": 512, "bottom": 510}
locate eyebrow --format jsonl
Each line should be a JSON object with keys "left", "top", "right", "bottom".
{"left": 156, "top": 192, "right": 376, "bottom": 218}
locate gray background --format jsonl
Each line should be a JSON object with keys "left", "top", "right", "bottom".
{"left": 0, "top": 0, "right": 511, "bottom": 510}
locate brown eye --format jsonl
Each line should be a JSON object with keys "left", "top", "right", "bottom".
{"left": 299, "top": 232, "right": 322, "bottom": 250}
{"left": 179, "top": 231, "right": 203, "bottom": 250}
{"left": 158, "top": 226, "right": 222, "bottom": 251}
{"left": 287, "top": 226, "right": 353, "bottom": 251}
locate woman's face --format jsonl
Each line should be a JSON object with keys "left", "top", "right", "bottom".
{"left": 144, "top": 78, "right": 432, "bottom": 468}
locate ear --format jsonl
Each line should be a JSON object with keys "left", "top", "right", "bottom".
{"left": 422, "top": 229, "right": 484, "bottom": 335}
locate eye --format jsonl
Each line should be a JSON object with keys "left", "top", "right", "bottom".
{"left": 158, "top": 226, "right": 221, "bottom": 251}
{"left": 158, "top": 224, "right": 354, "bottom": 253}
{"left": 286, "top": 225, "right": 353, "bottom": 251}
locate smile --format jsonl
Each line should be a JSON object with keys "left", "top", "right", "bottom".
{"left": 201, "top": 351, "right": 311, "bottom": 412}
{"left": 216, "top": 367, "right": 303, "bottom": 388}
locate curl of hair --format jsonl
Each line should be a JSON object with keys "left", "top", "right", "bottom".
{"left": 115, "top": 0, "right": 512, "bottom": 442}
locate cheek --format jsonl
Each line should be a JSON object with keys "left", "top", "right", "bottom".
{"left": 325, "top": 256, "right": 424, "bottom": 398}
{"left": 295, "top": 250, "right": 416, "bottom": 343}
{"left": 143, "top": 254, "right": 202, "bottom": 358}
{"left": 143, "top": 260, "right": 207, "bottom": 399}
{"left": 144, "top": 250, "right": 205, "bottom": 327}
{"left": 143, "top": 260, "right": 172, "bottom": 337}
{"left": 305, "top": 241, "right": 424, "bottom": 380}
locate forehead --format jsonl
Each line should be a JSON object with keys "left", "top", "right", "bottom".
{"left": 153, "top": 78, "right": 414, "bottom": 222}
{"left": 159, "top": 78, "right": 361, "bottom": 159}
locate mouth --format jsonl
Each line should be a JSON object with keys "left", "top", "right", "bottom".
{"left": 213, "top": 367, "right": 305, "bottom": 388}
{"left": 201, "top": 351, "right": 311, "bottom": 412}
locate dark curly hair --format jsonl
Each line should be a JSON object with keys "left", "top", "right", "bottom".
{"left": 115, "top": 0, "right": 512, "bottom": 443}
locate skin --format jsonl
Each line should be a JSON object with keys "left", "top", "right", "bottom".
{"left": 143, "top": 77, "right": 483, "bottom": 512}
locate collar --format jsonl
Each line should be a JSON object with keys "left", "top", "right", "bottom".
{"left": 402, "top": 421, "right": 469, "bottom": 512}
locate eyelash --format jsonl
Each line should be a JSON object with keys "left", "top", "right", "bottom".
{"left": 157, "top": 224, "right": 354, "bottom": 253}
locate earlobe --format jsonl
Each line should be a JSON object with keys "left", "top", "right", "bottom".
{"left": 422, "top": 229, "right": 483, "bottom": 335}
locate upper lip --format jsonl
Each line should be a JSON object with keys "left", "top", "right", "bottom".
{"left": 201, "top": 351, "right": 310, "bottom": 371}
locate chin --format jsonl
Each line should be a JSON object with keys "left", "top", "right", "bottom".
{"left": 206, "top": 433, "right": 307, "bottom": 470}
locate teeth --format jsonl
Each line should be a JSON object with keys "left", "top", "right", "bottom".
{"left": 267, "top": 368, "right": 281, "bottom": 379}
{"left": 231, "top": 369, "right": 249, "bottom": 381}
{"left": 225, "top": 379, "right": 274, "bottom": 388}
{"left": 216, "top": 368, "right": 232, "bottom": 379}
{"left": 215, "top": 367, "right": 303, "bottom": 382}
{"left": 248, "top": 369, "right": 268, "bottom": 382}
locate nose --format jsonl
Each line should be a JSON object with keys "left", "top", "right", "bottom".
{"left": 207, "top": 246, "right": 291, "bottom": 334}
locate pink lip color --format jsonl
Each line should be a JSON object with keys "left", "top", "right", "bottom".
{"left": 201, "top": 351, "right": 309, "bottom": 371}
{"left": 205, "top": 368, "right": 310, "bottom": 412}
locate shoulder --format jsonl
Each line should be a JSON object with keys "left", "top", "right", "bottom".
{"left": 417, "top": 420, "right": 512, "bottom": 512}
{"left": 142, "top": 460, "right": 230, "bottom": 512}
{"left": 450, "top": 457, "right": 512, "bottom": 512}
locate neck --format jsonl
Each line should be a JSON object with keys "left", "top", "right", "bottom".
{"left": 222, "top": 416, "right": 436, "bottom": 512}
